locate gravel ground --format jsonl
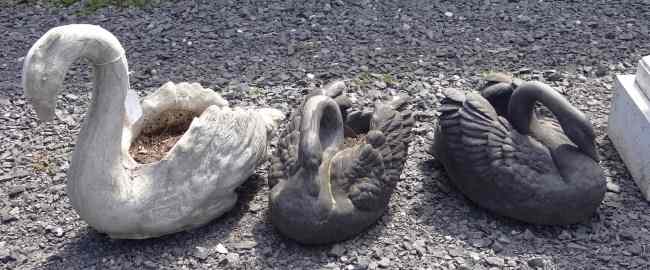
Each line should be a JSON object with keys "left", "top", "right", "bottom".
{"left": 1, "top": 1, "right": 650, "bottom": 269}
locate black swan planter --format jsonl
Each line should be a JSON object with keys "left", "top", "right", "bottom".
{"left": 268, "top": 81, "right": 415, "bottom": 244}
{"left": 433, "top": 75, "right": 606, "bottom": 225}
{"left": 22, "top": 24, "right": 283, "bottom": 239}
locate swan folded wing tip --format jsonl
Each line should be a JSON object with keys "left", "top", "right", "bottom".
{"left": 253, "top": 108, "right": 285, "bottom": 132}
{"left": 368, "top": 111, "right": 412, "bottom": 185}
{"left": 446, "top": 110, "right": 554, "bottom": 198}
{"left": 348, "top": 181, "right": 383, "bottom": 211}
{"left": 442, "top": 88, "right": 466, "bottom": 103}
{"left": 439, "top": 104, "right": 461, "bottom": 114}
{"left": 176, "top": 110, "right": 270, "bottom": 167}
{"left": 344, "top": 144, "right": 387, "bottom": 210}
{"left": 464, "top": 93, "right": 499, "bottom": 119}
{"left": 146, "top": 82, "right": 229, "bottom": 112}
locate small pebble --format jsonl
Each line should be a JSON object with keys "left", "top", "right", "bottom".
{"left": 193, "top": 246, "right": 209, "bottom": 260}
{"left": 329, "top": 244, "right": 346, "bottom": 257}
{"left": 485, "top": 256, "right": 505, "bottom": 266}
{"left": 606, "top": 182, "right": 621, "bottom": 193}
{"left": 528, "top": 258, "right": 545, "bottom": 268}
{"left": 558, "top": 230, "right": 572, "bottom": 240}
{"left": 377, "top": 257, "right": 390, "bottom": 268}
{"left": 215, "top": 243, "right": 229, "bottom": 254}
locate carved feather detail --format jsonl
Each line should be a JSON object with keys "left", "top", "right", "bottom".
{"left": 269, "top": 81, "right": 415, "bottom": 244}
{"left": 345, "top": 99, "right": 414, "bottom": 210}
{"left": 438, "top": 88, "right": 556, "bottom": 201}
{"left": 269, "top": 112, "right": 300, "bottom": 188}
{"left": 435, "top": 78, "right": 606, "bottom": 225}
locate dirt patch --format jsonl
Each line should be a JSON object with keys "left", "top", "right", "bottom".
{"left": 343, "top": 133, "right": 366, "bottom": 148}
{"left": 129, "top": 110, "right": 197, "bottom": 164}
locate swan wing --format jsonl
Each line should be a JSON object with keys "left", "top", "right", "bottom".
{"left": 344, "top": 141, "right": 386, "bottom": 211}
{"left": 163, "top": 106, "right": 270, "bottom": 191}
{"left": 369, "top": 98, "right": 415, "bottom": 185}
{"left": 127, "top": 105, "right": 273, "bottom": 226}
{"left": 438, "top": 89, "right": 557, "bottom": 202}
{"left": 269, "top": 108, "right": 301, "bottom": 188}
{"left": 344, "top": 98, "right": 414, "bottom": 210}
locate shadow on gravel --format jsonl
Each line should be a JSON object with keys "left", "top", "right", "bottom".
{"left": 249, "top": 194, "right": 394, "bottom": 268}
{"left": 417, "top": 148, "right": 630, "bottom": 264}
{"left": 34, "top": 173, "right": 265, "bottom": 270}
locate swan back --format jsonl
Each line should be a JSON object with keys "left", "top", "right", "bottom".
{"left": 434, "top": 88, "right": 605, "bottom": 224}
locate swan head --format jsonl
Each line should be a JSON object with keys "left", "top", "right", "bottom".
{"left": 23, "top": 77, "right": 58, "bottom": 122}
{"left": 562, "top": 116, "right": 599, "bottom": 161}
{"left": 22, "top": 31, "right": 69, "bottom": 122}
{"left": 22, "top": 24, "right": 125, "bottom": 122}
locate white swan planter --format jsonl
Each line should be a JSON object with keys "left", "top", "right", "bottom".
{"left": 22, "top": 24, "right": 283, "bottom": 239}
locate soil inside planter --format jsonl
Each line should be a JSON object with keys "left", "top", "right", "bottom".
{"left": 129, "top": 110, "right": 198, "bottom": 164}
{"left": 342, "top": 125, "right": 367, "bottom": 148}
{"left": 343, "top": 134, "right": 366, "bottom": 148}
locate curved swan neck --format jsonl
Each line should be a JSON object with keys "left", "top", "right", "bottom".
{"left": 23, "top": 25, "right": 126, "bottom": 120}
{"left": 297, "top": 95, "right": 344, "bottom": 199}
{"left": 508, "top": 81, "right": 582, "bottom": 135}
{"left": 76, "top": 57, "right": 128, "bottom": 162}
{"left": 298, "top": 95, "right": 344, "bottom": 169}
{"left": 22, "top": 25, "right": 130, "bottom": 207}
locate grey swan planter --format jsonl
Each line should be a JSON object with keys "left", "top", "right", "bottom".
{"left": 268, "top": 81, "right": 415, "bottom": 244}
{"left": 433, "top": 75, "right": 606, "bottom": 225}
{"left": 22, "top": 24, "right": 283, "bottom": 239}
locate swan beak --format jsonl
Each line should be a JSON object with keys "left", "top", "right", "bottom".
{"left": 24, "top": 76, "right": 57, "bottom": 122}
{"left": 23, "top": 76, "right": 58, "bottom": 122}
{"left": 22, "top": 48, "right": 60, "bottom": 122}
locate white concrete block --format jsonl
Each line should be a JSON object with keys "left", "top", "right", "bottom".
{"left": 608, "top": 74, "right": 650, "bottom": 201}
{"left": 637, "top": 56, "right": 650, "bottom": 98}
